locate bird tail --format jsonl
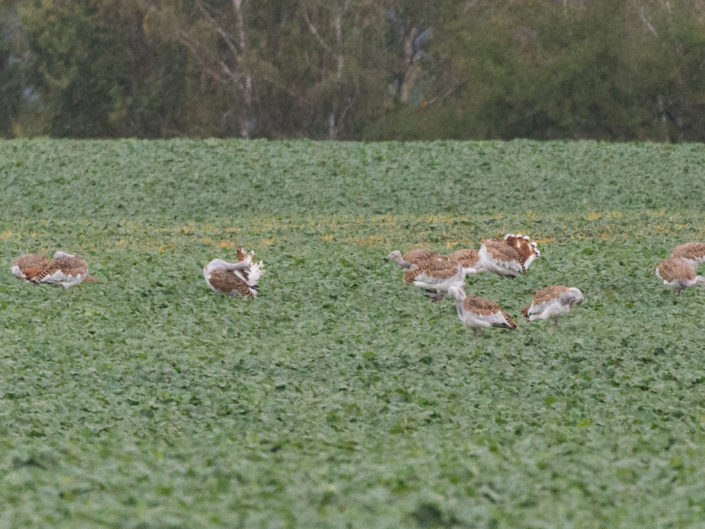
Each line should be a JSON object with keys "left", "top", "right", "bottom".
{"left": 501, "top": 310, "right": 519, "bottom": 329}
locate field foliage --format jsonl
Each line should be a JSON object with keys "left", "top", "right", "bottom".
{"left": 1, "top": 139, "right": 705, "bottom": 528}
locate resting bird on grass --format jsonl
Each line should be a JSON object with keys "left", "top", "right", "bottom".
{"left": 386, "top": 249, "right": 449, "bottom": 269}
{"left": 408, "top": 262, "right": 465, "bottom": 301}
{"left": 447, "top": 285, "right": 518, "bottom": 336}
{"left": 203, "top": 249, "right": 265, "bottom": 298}
{"left": 522, "top": 286, "right": 584, "bottom": 330}
{"left": 654, "top": 258, "right": 705, "bottom": 295}
{"left": 671, "top": 242, "right": 705, "bottom": 269}
{"left": 36, "top": 251, "right": 97, "bottom": 289}
{"left": 13, "top": 251, "right": 96, "bottom": 289}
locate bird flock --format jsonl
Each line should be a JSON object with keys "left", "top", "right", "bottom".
{"left": 10, "top": 237, "right": 705, "bottom": 336}
{"left": 387, "top": 233, "right": 583, "bottom": 335}
{"left": 387, "top": 235, "right": 705, "bottom": 336}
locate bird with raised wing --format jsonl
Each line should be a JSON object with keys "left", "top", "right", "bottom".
{"left": 503, "top": 233, "right": 541, "bottom": 270}
{"left": 203, "top": 249, "right": 264, "bottom": 298}
{"left": 477, "top": 240, "right": 526, "bottom": 278}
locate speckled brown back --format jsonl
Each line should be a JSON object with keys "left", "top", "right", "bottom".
{"left": 656, "top": 258, "right": 695, "bottom": 281}
{"left": 209, "top": 270, "right": 255, "bottom": 297}
{"left": 402, "top": 249, "right": 446, "bottom": 265}
{"left": 484, "top": 240, "right": 525, "bottom": 265}
{"left": 464, "top": 296, "right": 518, "bottom": 328}
{"left": 532, "top": 285, "right": 570, "bottom": 305}
{"left": 448, "top": 248, "right": 479, "bottom": 267}
{"left": 673, "top": 242, "right": 705, "bottom": 260}
{"left": 35, "top": 255, "right": 88, "bottom": 282}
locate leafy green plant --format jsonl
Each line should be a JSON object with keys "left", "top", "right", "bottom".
{"left": 1, "top": 139, "right": 704, "bottom": 528}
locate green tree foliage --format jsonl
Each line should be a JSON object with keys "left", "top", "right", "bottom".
{"left": 0, "top": 0, "right": 24, "bottom": 136}
{"left": 15, "top": 0, "right": 187, "bottom": 137}
{"left": 3, "top": 0, "right": 705, "bottom": 140}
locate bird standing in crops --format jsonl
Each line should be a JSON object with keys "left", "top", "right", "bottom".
{"left": 408, "top": 262, "right": 465, "bottom": 301}
{"left": 477, "top": 240, "right": 527, "bottom": 278}
{"left": 447, "top": 285, "right": 518, "bottom": 336}
{"left": 522, "top": 286, "right": 584, "bottom": 330}
{"left": 654, "top": 258, "right": 705, "bottom": 295}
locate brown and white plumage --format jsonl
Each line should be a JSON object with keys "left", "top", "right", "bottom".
{"left": 446, "top": 248, "right": 481, "bottom": 274}
{"left": 206, "top": 269, "right": 258, "bottom": 297}
{"left": 655, "top": 258, "right": 705, "bottom": 295}
{"left": 521, "top": 286, "right": 584, "bottom": 327}
{"left": 11, "top": 253, "right": 51, "bottom": 281}
{"left": 672, "top": 242, "right": 705, "bottom": 269}
{"left": 38, "top": 251, "right": 96, "bottom": 288}
{"left": 411, "top": 263, "right": 465, "bottom": 301}
{"left": 203, "top": 251, "right": 264, "bottom": 297}
{"left": 477, "top": 240, "right": 526, "bottom": 277}
{"left": 503, "top": 233, "right": 540, "bottom": 269}
{"left": 236, "top": 245, "right": 255, "bottom": 264}
{"left": 447, "top": 286, "right": 518, "bottom": 336}
{"left": 386, "top": 249, "right": 449, "bottom": 269}
{"left": 17, "top": 251, "right": 96, "bottom": 289}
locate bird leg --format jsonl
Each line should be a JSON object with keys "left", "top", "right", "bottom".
{"left": 546, "top": 318, "right": 556, "bottom": 334}
{"left": 425, "top": 290, "right": 444, "bottom": 302}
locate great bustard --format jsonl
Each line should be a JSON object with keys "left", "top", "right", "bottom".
{"left": 521, "top": 286, "right": 584, "bottom": 330}
{"left": 203, "top": 247, "right": 265, "bottom": 297}
{"left": 446, "top": 285, "right": 518, "bottom": 336}
{"left": 13, "top": 251, "right": 96, "bottom": 289}
{"left": 654, "top": 258, "right": 705, "bottom": 295}
{"left": 406, "top": 262, "right": 466, "bottom": 301}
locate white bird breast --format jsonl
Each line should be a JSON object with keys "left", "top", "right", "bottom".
{"left": 40, "top": 269, "right": 84, "bottom": 287}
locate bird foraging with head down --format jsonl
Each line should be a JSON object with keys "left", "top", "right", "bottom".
{"left": 446, "top": 285, "right": 518, "bottom": 337}
{"left": 654, "top": 258, "right": 705, "bottom": 295}
{"left": 522, "top": 286, "right": 584, "bottom": 330}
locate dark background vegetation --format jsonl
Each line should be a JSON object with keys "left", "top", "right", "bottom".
{"left": 2, "top": 0, "right": 705, "bottom": 141}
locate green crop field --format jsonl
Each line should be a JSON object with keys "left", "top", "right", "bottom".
{"left": 1, "top": 139, "right": 705, "bottom": 528}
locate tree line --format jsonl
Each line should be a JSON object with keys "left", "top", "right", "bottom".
{"left": 2, "top": 0, "right": 705, "bottom": 141}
